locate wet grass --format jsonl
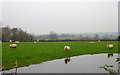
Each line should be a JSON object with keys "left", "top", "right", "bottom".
{"left": 2, "top": 41, "right": 119, "bottom": 70}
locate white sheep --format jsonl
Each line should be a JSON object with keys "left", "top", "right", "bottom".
{"left": 9, "top": 44, "right": 17, "bottom": 48}
{"left": 90, "top": 41, "right": 94, "bottom": 44}
{"left": 34, "top": 41, "right": 37, "bottom": 43}
{"left": 37, "top": 40, "right": 39, "bottom": 42}
{"left": 9, "top": 40, "right": 12, "bottom": 43}
{"left": 15, "top": 41, "right": 19, "bottom": 43}
{"left": 64, "top": 46, "right": 70, "bottom": 51}
{"left": 107, "top": 44, "right": 113, "bottom": 49}
{"left": 98, "top": 40, "right": 101, "bottom": 42}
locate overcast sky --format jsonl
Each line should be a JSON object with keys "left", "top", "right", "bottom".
{"left": 1, "top": 0, "right": 118, "bottom": 35}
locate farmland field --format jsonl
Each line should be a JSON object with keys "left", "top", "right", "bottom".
{"left": 2, "top": 41, "right": 119, "bottom": 70}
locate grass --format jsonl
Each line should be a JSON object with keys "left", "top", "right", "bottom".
{"left": 2, "top": 41, "right": 119, "bottom": 70}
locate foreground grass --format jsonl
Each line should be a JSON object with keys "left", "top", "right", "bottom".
{"left": 2, "top": 41, "right": 118, "bottom": 70}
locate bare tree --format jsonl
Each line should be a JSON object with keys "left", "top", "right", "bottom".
{"left": 2, "top": 26, "right": 34, "bottom": 42}
{"left": 2, "top": 26, "right": 11, "bottom": 42}
{"left": 11, "top": 28, "right": 19, "bottom": 41}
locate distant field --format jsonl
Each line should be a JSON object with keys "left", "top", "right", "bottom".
{"left": 2, "top": 41, "right": 119, "bottom": 70}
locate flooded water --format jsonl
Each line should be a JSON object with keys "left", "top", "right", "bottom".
{"left": 2, "top": 53, "right": 120, "bottom": 73}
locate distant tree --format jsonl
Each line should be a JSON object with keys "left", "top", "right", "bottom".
{"left": 118, "top": 35, "right": 120, "bottom": 41}
{"left": 2, "top": 26, "right": 11, "bottom": 42}
{"left": 49, "top": 31, "right": 58, "bottom": 40}
{"left": 79, "top": 35, "right": 93, "bottom": 41}
{"left": 79, "top": 35, "right": 82, "bottom": 40}
{"left": 94, "top": 34, "right": 100, "bottom": 41}
{"left": 79, "top": 35, "right": 84, "bottom": 40}
{"left": 79, "top": 35, "right": 83, "bottom": 40}
{"left": 0, "top": 27, "right": 2, "bottom": 40}
{"left": 2, "top": 26, "right": 34, "bottom": 42}
{"left": 102, "top": 35, "right": 111, "bottom": 40}
{"left": 11, "top": 28, "right": 19, "bottom": 41}
{"left": 84, "top": 35, "right": 91, "bottom": 41}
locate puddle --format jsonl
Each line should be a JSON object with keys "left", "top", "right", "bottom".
{"left": 2, "top": 53, "right": 119, "bottom": 73}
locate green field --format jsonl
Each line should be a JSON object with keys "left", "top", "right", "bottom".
{"left": 2, "top": 41, "right": 119, "bottom": 70}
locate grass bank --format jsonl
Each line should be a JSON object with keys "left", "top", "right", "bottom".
{"left": 2, "top": 41, "right": 118, "bottom": 70}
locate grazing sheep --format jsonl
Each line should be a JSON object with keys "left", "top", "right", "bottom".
{"left": 107, "top": 44, "right": 113, "bottom": 49}
{"left": 34, "top": 41, "right": 37, "bottom": 43}
{"left": 15, "top": 41, "right": 19, "bottom": 43}
{"left": 37, "top": 40, "right": 39, "bottom": 42}
{"left": 9, "top": 44, "right": 17, "bottom": 48}
{"left": 90, "top": 41, "right": 94, "bottom": 44}
{"left": 98, "top": 40, "right": 101, "bottom": 42}
{"left": 64, "top": 46, "right": 70, "bottom": 51}
{"left": 9, "top": 40, "right": 12, "bottom": 43}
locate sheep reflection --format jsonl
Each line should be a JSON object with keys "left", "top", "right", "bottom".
{"left": 116, "top": 58, "right": 120, "bottom": 64}
{"left": 107, "top": 53, "right": 113, "bottom": 58}
{"left": 64, "top": 57, "right": 71, "bottom": 64}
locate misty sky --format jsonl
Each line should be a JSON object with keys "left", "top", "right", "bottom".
{"left": 2, "top": 0, "right": 118, "bottom": 35}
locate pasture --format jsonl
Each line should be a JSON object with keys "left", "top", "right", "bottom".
{"left": 2, "top": 41, "right": 119, "bottom": 70}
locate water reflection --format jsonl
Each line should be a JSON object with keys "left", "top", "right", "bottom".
{"left": 107, "top": 53, "right": 113, "bottom": 58}
{"left": 116, "top": 58, "right": 120, "bottom": 64}
{"left": 2, "top": 53, "right": 119, "bottom": 73}
{"left": 100, "top": 64, "right": 117, "bottom": 74}
{"left": 64, "top": 57, "right": 70, "bottom": 64}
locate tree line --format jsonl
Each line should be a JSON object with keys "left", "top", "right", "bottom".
{"left": 2, "top": 26, "right": 34, "bottom": 42}
{"left": 1, "top": 26, "right": 119, "bottom": 42}
{"left": 36, "top": 31, "right": 119, "bottom": 41}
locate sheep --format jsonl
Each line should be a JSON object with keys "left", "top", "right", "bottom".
{"left": 98, "top": 40, "right": 101, "bottom": 42}
{"left": 34, "top": 41, "right": 37, "bottom": 43}
{"left": 9, "top": 44, "right": 17, "bottom": 48}
{"left": 64, "top": 46, "right": 70, "bottom": 51}
{"left": 37, "top": 40, "right": 39, "bottom": 42}
{"left": 90, "top": 41, "right": 94, "bottom": 44}
{"left": 9, "top": 40, "right": 12, "bottom": 43}
{"left": 15, "top": 41, "right": 19, "bottom": 43}
{"left": 107, "top": 44, "right": 113, "bottom": 49}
